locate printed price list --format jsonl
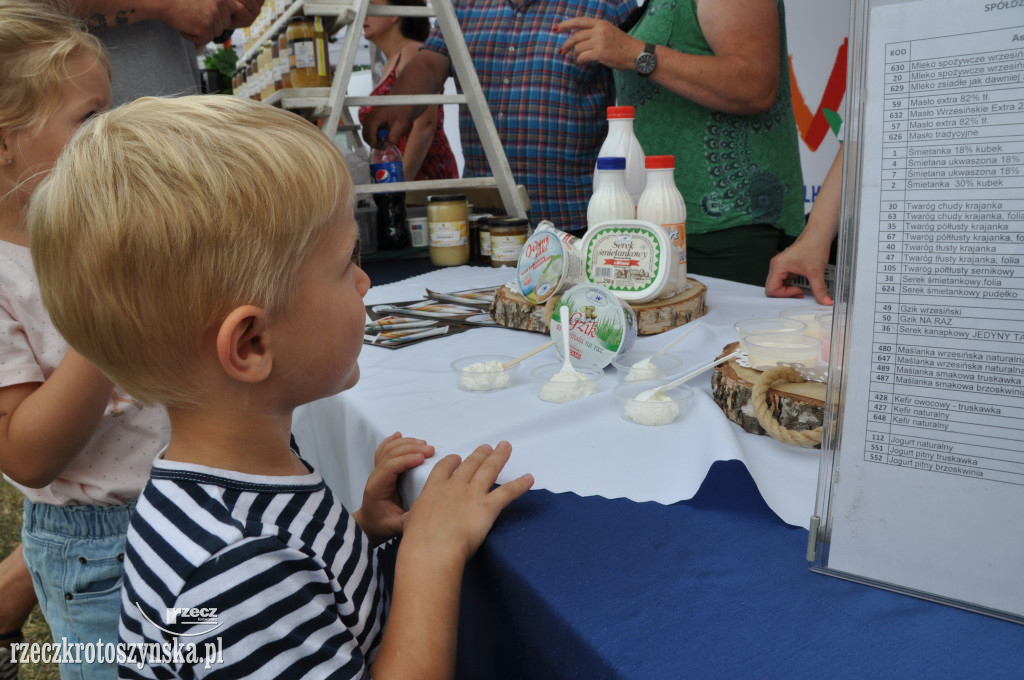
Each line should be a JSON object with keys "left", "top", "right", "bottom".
{"left": 868, "top": 24, "right": 1024, "bottom": 485}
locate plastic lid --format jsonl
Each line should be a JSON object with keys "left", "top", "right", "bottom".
{"left": 645, "top": 155, "right": 675, "bottom": 169}
{"left": 489, "top": 216, "right": 529, "bottom": 227}
{"left": 607, "top": 106, "right": 636, "bottom": 119}
{"left": 376, "top": 128, "right": 389, "bottom": 139}
{"left": 596, "top": 157, "right": 626, "bottom": 170}
{"left": 427, "top": 194, "right": 467, "bottom": 202}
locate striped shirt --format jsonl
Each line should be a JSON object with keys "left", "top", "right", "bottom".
{"left": 423, "top": 0, "right": 639, "bottom": 232}
{"left": 118, "top": 456, "right": 386, "bottom": 679}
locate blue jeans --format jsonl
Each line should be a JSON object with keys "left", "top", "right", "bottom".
{"left": 21, "top": 500, "right": 133, "bottom": 680}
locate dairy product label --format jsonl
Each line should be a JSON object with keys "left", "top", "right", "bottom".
{"left": 663, "top": 221, "right": 687, "bottom": 264}
{"left": 551, "top": 283, "right": 637, "bottom": 369}
{"left": 585, "top": 227, "right": 663, "bottom": 293}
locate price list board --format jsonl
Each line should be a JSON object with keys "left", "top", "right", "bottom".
{"left": 816, "top": 0, "right": 1024, "bottom": 622}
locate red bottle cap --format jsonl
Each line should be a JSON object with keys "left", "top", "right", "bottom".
{"left": 645, "top": 155, "right": 675, "bottom": 169}
{"left": 607, "top": 106, "right": 636, "bottom": 119}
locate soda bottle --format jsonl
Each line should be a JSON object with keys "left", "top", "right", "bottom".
{"left": 370, "top": 129, "right": 411, "bottom": 250}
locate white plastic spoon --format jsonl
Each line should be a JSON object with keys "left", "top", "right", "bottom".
{"left": 553, "top": 306, "right": 578, "bottom": 378}
{"left": 634, "top": 350, "right": 742, "bottom": 402}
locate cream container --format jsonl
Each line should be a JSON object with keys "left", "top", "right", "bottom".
{"left": 779, "top": 305, "right": 831, "bottom": 339}
{"left": 614, "top": 381, "right": 694, "bottom": 426}
{"left": 549, "top": 283, "right": 638, "bottom": 370}
{"left": 734, "top": 318, "right": 807, "bottom": 354}
{"left": 580, "top": 220, "right": 683, "bottom": 302}
{"left": 744, "top": 332, "right": 823, "bottom": 370}
{"left": 516, "top": 223, "right": 586, "bottom": 305}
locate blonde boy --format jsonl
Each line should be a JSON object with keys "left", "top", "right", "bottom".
{"left": 29, "top": 95, "right": 532, "bottom": 679}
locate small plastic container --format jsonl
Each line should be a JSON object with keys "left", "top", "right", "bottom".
{"left": 580, "top": 220, "right": 684, "bottom": 302}
{"left": 816, "top": 311, "right": 834, "bottom": 361}
{"left": 451, "top": 355, "right": 518, "bottom": 392}
{"left": 516, "top": 224, "right": 586, "bottom": 305}
{"left": 614, "top": 380, "right": 694, "bottom": 426}
{"left": 734, "top": 318, "right": 807, "bottom": 354}
{"left": 550, "top": 283, "right": 638, "bottom": 370}
{"left": 743, "top": 333, "right": 823, "bottom": 370}
{"left": 530, "top": 363, "right": 602, "bottom": 403}
{"left": 611, "top": 350, "right": 684, "bottom": 383}
{"left": 778, "top": 305, "right": 831, "bottom": 338}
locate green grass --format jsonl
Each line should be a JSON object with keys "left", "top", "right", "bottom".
{"left": 1, "top": 480, "right": 59, "bottom": 680}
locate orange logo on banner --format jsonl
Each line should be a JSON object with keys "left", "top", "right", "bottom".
{"left": 789, "top": 38, "right": 848, "bottom": 151}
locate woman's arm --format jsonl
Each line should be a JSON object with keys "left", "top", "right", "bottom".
{"left": 0, "top": 348, "right": 113, "bottom": 488}
{"left": 556, "top": 0, "right": 780, "bottom": 115}
{"left": 396, "top": 43, "right": 439, "bottom": 180}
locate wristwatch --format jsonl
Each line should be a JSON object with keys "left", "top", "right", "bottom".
{"left": 635, "top": 42, "right": 657, "bottom": 77}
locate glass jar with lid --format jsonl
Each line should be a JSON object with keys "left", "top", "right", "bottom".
{"left": 286, "top": 16, "right": 330, "bottom": 88}
{"left": 488, "top": 217, "right": 529, "bottom": 268}
{"left": 427, "top": 194, "right": 470, "bottom": 266}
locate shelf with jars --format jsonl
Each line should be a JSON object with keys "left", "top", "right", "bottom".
{"left": 232, "top": 0, "right": 354, "bottom": 110}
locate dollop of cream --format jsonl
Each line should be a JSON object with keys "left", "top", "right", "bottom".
{"left": 624, "top": 392, "right": 679, "bottom": 425}
{"left": 625, "top": 358, "right": 664, "bottom": 382}
{"left": 539, "top": 370, "right": 597, "bottom": 403}
{"left": 458, "top": 361, "right": 512, "bottom": 391}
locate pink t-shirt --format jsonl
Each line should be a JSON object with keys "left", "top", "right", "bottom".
{"left": 0, "top": 240, "right": 168, "bottom": 506}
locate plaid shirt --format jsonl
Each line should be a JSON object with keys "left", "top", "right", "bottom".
{"left": 424, "top": 0, "right": 638, "bottom": 231}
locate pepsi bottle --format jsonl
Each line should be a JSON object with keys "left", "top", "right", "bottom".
{"left": 369, "top": 129, "right": 411, "bottom": 250}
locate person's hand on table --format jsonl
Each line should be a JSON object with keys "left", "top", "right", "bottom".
{"left": 353, "top": 431, "right": 435, "bottom": 546}
{"left": 765, "top": 234, "right": 834, "bottom": 305}
{"left": 402, "top": 441, "right": 533, "bottom": 565}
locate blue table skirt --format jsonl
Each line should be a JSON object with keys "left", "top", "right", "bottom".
{"left": 454, "top": 460, "right": 1023, "bottom": 679}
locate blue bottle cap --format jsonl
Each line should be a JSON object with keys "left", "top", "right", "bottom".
{"left": 377, "top": 128, "right": 389, "bottom": 139}
{"left": 596, "top": 157, "right": 626, "bottom": 170}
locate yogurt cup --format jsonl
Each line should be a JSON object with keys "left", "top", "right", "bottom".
{"left": 779, "top": 305, "right": 831, "bottom": 338}
{"left": 517, "top": 224, "right": 586, "bottom": 305}
{"left": 549, "top": 283, "right": 638, "bottom": 370}
{"left": 744, "top": 332, "right": 823, "bottom": 370}
{"left": 580, "top": 220, "right": 684, "bottom": 302}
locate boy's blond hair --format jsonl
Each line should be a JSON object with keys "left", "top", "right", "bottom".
{"left": 0, "top": 0, "right": 110, "bottom": 134}
{"left": 29, "top": 95, "right": 353, "bottom": 407}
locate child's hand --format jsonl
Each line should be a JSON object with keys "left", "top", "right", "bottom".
{"left": 354, "top": 432, "right": 434, "bottom": 546}
{"left": 401, "top": 441, "right": 534, "bottom": 568}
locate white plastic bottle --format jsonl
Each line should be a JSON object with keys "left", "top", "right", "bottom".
{"left": 595, "top": 106, "right": 646, "bottom": 204}
{"left": 587, "top": 157, "right": 635, "bottom": 232}
{"left": 636, "top": 155, "right": 687, "bottom": 292}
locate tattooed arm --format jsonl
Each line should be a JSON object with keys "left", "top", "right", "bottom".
{"left": 65, "top": 0, "right": 263, "bottom": 44}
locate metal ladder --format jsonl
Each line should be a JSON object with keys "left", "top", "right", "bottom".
{"left": 324, "top": 0, "right": 529, "bottom": 217}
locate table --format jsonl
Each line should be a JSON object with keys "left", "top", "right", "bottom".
{"left": 293, "top": 268, "right": 1024, "bottom": 678}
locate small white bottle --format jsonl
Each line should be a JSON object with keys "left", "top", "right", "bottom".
{"left": 595, "top": 106, "right": 646, "bottom": 204}
{"left": 636, "top": 155, "right": 687, "bottom": 293}
{"left": 587, "top": 157, "right": 635, "bottom": 232}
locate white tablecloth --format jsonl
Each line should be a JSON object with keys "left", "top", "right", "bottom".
{"left": 293, "top": 267, "right": 823, "bottom": 528}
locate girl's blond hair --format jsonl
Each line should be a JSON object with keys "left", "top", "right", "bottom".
{"left": 0, "top": 0, "right": 110, "bottom": 133}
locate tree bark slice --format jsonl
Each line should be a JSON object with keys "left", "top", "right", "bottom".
{"left": 711, "top": 342, "right": 826, "bottom": 446}
{"left": 489, "top": 278, "right": 708, "bottom": 335}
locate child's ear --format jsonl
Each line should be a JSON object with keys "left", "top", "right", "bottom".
{"left": 216, "top": 305, "right": 272, "bottom": 383}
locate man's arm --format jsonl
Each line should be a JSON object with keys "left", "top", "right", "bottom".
{"left": 361, "top": 49, "right": 451, "bottom": 148}
{"left": 62, "top": 0, "right": 262, "bottom": 45}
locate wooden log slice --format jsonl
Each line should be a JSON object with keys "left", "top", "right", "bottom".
{"left": 489, "top": 278, "right": 708, "bottom": 335}
{"left": 711, "top": 342, "right": 826, "bottom": 447}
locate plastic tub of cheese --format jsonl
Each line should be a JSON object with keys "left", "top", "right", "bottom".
{"left": 579, "top": 220, "right": 685, "bottom": 302}
{"left": 743, "top": 333, "right": 823, "bottom": 371}
{"left": 549, "top": 283, "right": 637, "bottom": 370}
{"left": 778, "top": 305, "right": 831, "bottom": 338}
{"left": 614, "top": 380, "right": 694, "bottom": 426}
{"left": 531, "top": 363, "right": 603, "bottom": 403}
{"left": 451, "top": 355, "right": 518, "bottom": 392}
{"left": 611, "top": 350, "right": 684, "bottom": 383}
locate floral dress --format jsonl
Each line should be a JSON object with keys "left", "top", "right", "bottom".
{"left": 358, "top": 53, "right": 458, "bottom": 181}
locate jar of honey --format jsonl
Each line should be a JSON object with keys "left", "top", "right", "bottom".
{"left": 426, "top": 194, "right": 469, "bottom": 267}
{"left": 488, "top": 217, "right": 529, "bottom": 268}
{"left": 286, "top": 16, "right": 330, "bottom": 88}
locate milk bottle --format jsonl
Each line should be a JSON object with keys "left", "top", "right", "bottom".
{"left": 595, "top": 106, "right": 646, "bottom": 204}
{"left": 636, "top": 155, "right": 687, "bottom": 292}
{"left": 587, "top": 157, "right": 635, "bottom": 232}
